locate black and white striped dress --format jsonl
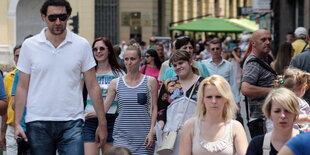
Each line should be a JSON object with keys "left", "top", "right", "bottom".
{"left": 113, "top": 75, "right": 154, "bottom": 155}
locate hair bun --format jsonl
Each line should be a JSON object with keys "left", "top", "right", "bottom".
{"left": 130, "top": 43, "right": 140, "bottom": 49}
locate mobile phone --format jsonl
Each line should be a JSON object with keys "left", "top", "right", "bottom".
{"left": 16, "top": 136, "right": 24, "bottom": 144}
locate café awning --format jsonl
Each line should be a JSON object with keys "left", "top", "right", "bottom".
{"left": 169, "top": 17, "right": 258, "bottom": 33}
{"left": 228, "top": 18, "right": 259, "bottom": 32}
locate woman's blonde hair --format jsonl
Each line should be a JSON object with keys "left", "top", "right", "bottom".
{"left": 126, "top": 43, "right": 142, "bottom": 57}
{"left": 280, "top": 67, "right": 310, "bottom": 91}
{"left": 195, "top": 75, "right": 237, "bottom": 121}
{"left": 263, "top": 88, "right": 300, "bottom": 119}
{"left": 169, "top": 49, "right": 199, "bottom": 75}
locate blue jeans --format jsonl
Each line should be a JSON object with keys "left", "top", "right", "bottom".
{"left": 26, "top": 119, "right": 84, "bottom": 155}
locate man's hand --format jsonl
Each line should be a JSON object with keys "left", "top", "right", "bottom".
{"left": 14, "top": 124, "right": 27, "bottom": 142}
{"left": 95, "top": 123, "right": 107, "bottom": 148}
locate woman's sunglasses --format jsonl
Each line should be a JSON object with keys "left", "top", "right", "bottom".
{"left": 48, "top": 14, "right": 68, "bottom": 22}
{"left": 92, "top": 46, "right": 107, "bottom": 52}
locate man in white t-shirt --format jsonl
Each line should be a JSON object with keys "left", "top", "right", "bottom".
{"left": 14, "top": 0, "right": 107, "bottom": 154}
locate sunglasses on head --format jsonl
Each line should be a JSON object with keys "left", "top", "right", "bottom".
{"left": 177, "top": 36, "right": 190, "bottom": 40}
{"left": 47, "top": 14, "right": 68, "bottom": 22}
{"left": 92, "top": 46, "right": 107, "bottom": 52}
{"left": 211, "top": 47, "right": 221, "bottom": 51}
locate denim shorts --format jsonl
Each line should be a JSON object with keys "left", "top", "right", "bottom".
{"left": 82, "top": 114, "right": 117, "bottom": 143}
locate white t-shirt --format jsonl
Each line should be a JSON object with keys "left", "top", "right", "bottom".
{"left": 17, "top": 28, "right": 96, "bottom": 123}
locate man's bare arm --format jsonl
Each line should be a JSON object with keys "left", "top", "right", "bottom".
{"left": 0, "top": 99, "right": 7, "bottom": 116}
{"left": 241, "top": 82, "right": 273, "bottom": 98}
{"left": 83, "top": 68, "right": 107, "bottom": 147}
{"left": 14, "top": 72, "right": 30, "bottom": 141}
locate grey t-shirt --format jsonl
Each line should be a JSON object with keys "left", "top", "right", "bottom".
{"left": 290, "top": 48, "right": 310, "bottom": 103}
{"left": 242, "top": 54, "right": 276, "bottom": 120}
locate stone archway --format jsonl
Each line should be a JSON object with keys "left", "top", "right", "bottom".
{"left": 15, "top": 0, "right": 45, "bottom": 45}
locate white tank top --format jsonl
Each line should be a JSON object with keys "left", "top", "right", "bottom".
{"left": 192, "top": 117, "right": 235, "bottom": 155}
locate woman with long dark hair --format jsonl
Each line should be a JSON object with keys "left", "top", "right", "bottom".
{"left": 83, "top": 37, "right": 124, "bottom": 155}
{"left": 271, "top": 42, "right": 294, "bottom": 74}
{"left": 140, "top": 49, "right": 161, "bottom": 82}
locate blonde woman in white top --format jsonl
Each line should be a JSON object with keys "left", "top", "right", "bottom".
{"left": 179, "top": 75, "right": 248, "bottom": 155}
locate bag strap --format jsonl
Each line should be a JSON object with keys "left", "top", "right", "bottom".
{"left": 301, "top": 41, "right": 308, "bottom": 53}
{"left": 82, "top": 81, "right": 88, "bottom": 109}
{"left": 178, "top": 77, "right": 200, "bottom": 130}
{"left": 244, "top": 96, "right": 250, "bottom": 121}
{"left": 247, "top": 57, "right": 277, "bottom": 76}
{"left": 262, "top": 132, "right": 272, "bottom": 155}
{"left": 147, "top": 76, "right": 153, "bottom": 116}
{"left": 143, "top": 65, "right": 147, "bottom": 74}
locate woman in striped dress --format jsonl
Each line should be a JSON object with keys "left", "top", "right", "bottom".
{"left": 104, "top": 44, "right": 158, "bottom": 155}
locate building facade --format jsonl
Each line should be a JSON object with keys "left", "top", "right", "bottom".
{"left": 118, "top": 0, "right": 173, "bottom": 44}
{"left": 0, "top": 0, "right": 95, "bottom": 66}
{"left": 170, "top": 0, "right": 252, "bottom": 39}
{"left": 272, "top": 0, "right": 310, "bottom": 51}
{"left": 0, "top": 0, "right": 169, "bottom": 66}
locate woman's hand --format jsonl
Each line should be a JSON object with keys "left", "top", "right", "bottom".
{"left": 84, "top": 111, "right": 97, "bottom": 119}
{"left": 158, "top": 120, "right": 165, "bottom": 130}
{"left": 144, "top": 129, "right": 155, "bottom": 149}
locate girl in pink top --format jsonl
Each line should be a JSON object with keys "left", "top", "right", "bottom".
{"left": 140, "top": 49, "right": 161, "bottom": 87}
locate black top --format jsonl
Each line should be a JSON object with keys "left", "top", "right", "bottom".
{"left": 246, "top": 135, "right": 278, "bottom": 155}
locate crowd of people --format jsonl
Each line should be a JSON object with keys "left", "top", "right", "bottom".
{"left": 0, "top": 0, "right": 310, "bottom": 155}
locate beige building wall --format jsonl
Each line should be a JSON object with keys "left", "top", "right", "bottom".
{"left": 170, "top": 0, "right": 253, "bottom": 40}
{"left": 161, "top": 0, "right": 172, "bottom": 37}
{"left": 172, "top": 0, "right": 253, "bottom": 25}
{"left": 202, "top": 0, "right": 209, "bottom": 16}
{"left": 0, "top": 0, "right": 14, "bottom": 65}
{"left": 119, "top": 0, "right": 158, "bottom": 43}
{"left": 66, "top": 0, "right": 94, "bottom": 43}
{"left": 0, "top": 0, "right": 13, "bottom": 45}
{"left": 0, "top": 0, "right": 94, "bottom": 66}
{"left": 172, "top": 0, "right": 179, "bottom": 23}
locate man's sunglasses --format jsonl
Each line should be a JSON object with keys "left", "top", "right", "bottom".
{"left": 211, "top": 47, "right": 221, "bottom": 51}
{"left": 48, "top": 14, "right": 68, "bottom": 22}
{"left": 92, "top": 46, "right": 107, "bottom": 52}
